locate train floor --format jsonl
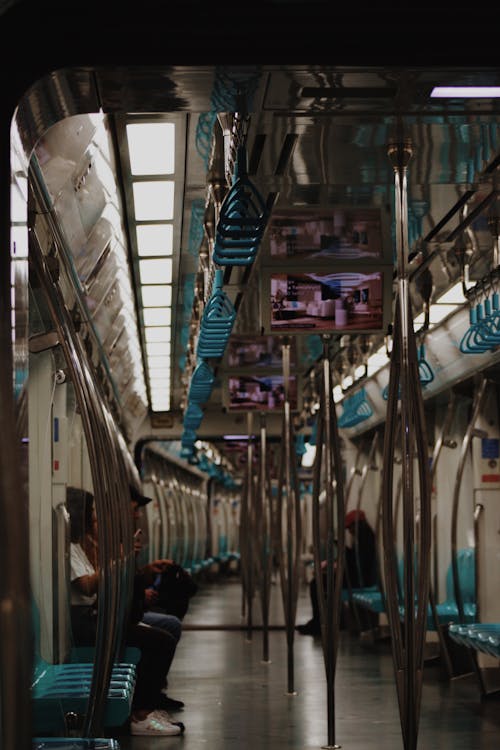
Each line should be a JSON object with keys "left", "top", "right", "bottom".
{"left": 116, "top": 572, "right": 500, "bottom": 750}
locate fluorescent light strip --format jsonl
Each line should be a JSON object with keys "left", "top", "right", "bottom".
{"left": 144, "top": 326, "right": 171, "bottom": 343}
{"left": 435, "top": 282, "right": 465, "bottom": 305}
{"left": 431, "top": 86, "right": 500, "bottom": 98}
{"left": 136, "top": 224, "right": 173, "bottom": 256}
{"left": 132, "top": 181, "right": 174, "bottom": 221}
{"left": 146, "top": 341, "right": 171, "bottom": 357}
{"left": 333, "top": 386, "right": 343, "bottom": 403}
{"left": 126, "top": 122, "right": 175, "bottom": 175}
{"left": 139, "top": 258, "right": 172, "bottom": 284}
{"left": 141, "top": 285, "right": 172, "bottom": 307}
{"left": 414, "top": 303, "right": 457, "bottom": 326}
{"left": 143, "top": 307, "right": 171, "bottom": 326}
{"left": 147, "top": 355, "right": 171, "bottom": 370}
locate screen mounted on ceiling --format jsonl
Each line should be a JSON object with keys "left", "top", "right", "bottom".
{"left": 225, "top": 335, "right": 296, "bottom": 369}
{"left": 267, "top": 206, "right": 389, "bottom": 262}
{"left": 263, "top": 268, "right": 389, "bottom": 334}
{"left": 224, "top": 373, "right": 299, "bottom": 412}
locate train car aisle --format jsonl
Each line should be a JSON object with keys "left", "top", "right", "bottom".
{"left": 119, "top": 576, "right": 500, "bottom": 750}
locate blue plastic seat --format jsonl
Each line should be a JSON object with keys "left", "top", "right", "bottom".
{"left": 449, "top": 622, "right": 500, "bottom": 658}
{"left": 399, "top": 548, "right": 476, "bottom": 629}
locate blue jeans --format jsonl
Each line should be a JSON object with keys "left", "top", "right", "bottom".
{"left": 142, "top": 611, "right": 182, "bottom": 644}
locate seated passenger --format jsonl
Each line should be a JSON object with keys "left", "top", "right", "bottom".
{"left": 66, "top": 486, "right": 185, "bottom": 736}
{"left": 129, "top": 484, "right": 184, "bottom": 712}
{"left": 296, "top": 509, "right": 377, "bottom": 635}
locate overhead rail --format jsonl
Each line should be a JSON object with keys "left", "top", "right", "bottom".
{"left": 311, "top": 335, "right": 345, "bottom": 749}
{"left": 381, "top": 137, "right": 432, "bottom": 750}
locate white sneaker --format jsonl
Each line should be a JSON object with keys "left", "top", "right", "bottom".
{"left": 152, "top": 711, "right": 185, "bottom": 734}
{"left": 130, "top": 712, "right": 182, "bottom": 736}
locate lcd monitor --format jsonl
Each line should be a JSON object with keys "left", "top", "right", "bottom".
{"left": 225, "top": 335, "right": 296, "bottom": 369}
{"left": 262, "top": 268, "right": 390, "bottom": 335}
{"left": 267, "top": 206, "right": 390, "bottom": 262}
{"left": 224, "top": 373, "right": 299, "bottom": 412}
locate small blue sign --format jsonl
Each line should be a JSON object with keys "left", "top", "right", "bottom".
{"left": 481, "top": 438, "right": 499, "bottom": 459}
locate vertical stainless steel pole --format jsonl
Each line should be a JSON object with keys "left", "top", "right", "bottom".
{"left": 246, "top": 411, "right": 254, "bottom": 640}
{"left": 276, "top": 338, "right": 301, "bottom": 695}
{"left": 258, "top": 412, "right": 272, "bottom": 663}
{"left": 312, "top": 335, "right": 345, "bottom": 749}
{"left": 382, "top": 137, "right": 432, "bottom": 750}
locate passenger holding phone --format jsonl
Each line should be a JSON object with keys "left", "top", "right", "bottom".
{"left": 129, "top": 486, "right": 185, "bottom": 713}
{"left": 67, "top": 485, "right": 186, "bottom": 736}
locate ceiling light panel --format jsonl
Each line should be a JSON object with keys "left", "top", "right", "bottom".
{"left": 143, "top": 307, "right": 171, "bottom": 326}
{"left": 136, "top": 224, "right": 173, "bottom": 256}
{"left": 141, "top": 285, "right": 172, "bottom": 307}
{"left": 132, "top": 180, "right": 174, "bottom": 220}
{"left": 144, "top": 326, "right": 171, "bottom": 342}
{"left": 431, "top": 86, "right": 500, "bottom": 98}
{"left": 138, "top": 258, "right": 173, "bottom": 284}
{"left": 122, "top": 114, "right": 185, "bottom": 414}
{"left": 126, "top": 122, "right": 175, "bottom": 174}
{"left": 146, "top": 341, "right": 171, "bottom": 357}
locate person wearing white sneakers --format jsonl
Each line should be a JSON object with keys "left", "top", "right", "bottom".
{"left": 130, "top": 708, "right": 184, "bottom": 736}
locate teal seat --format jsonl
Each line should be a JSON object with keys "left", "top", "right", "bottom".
{"left": 449, "top": 622, "right": 500, "bottom": 658}
{"left": 398, "top": 548, "right": 476, "bottom": 629}
{"left": 352, "top": 587, "right": 386, "bottom": 613}
{"left": 32, "top": 651, "right": 138, "bottom": 732}
{"left": 352, "top": 559, "right": 403, "bottom": 614}
{"left": 33, "top": 740, "right": 120, "bottom": 750}
{"left": 31, "top": 601, "right": 140, "bottom": 734}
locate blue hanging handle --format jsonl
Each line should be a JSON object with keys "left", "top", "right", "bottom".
{"left": 417, "top": 343, "right": 434, "bottom": 386}
{"left": 213, "top": 146, "right": 268, "bottom": 264}
{"left": 460, "top": 301, "right": 493, "bottom": 354}
{"left": 478, "top": 294, "right": 500, "bottom": 346}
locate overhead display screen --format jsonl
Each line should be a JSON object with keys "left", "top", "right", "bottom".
{"left": 224, "top": 373, "right": 299, "bottom": 412}
{"left": 225, "top": 335, "right": 296, "bottom": 369}
{"left": 263, "top": 269, "right": 387, "bottom": 334}
{"left": 267, "top": 207, "right": 388, "bottom": 262}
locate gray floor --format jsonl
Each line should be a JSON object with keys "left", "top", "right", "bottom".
{"left": 118, "top": 574, "right": 500, "bottom": 750}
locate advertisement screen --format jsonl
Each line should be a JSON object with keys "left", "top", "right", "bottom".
{"left": 226, "top": 374, "right": 298, "bottom": 412}
{"left": 267, "top": 270, "right": 385, "bottom": 333}
{"left": 268, "top": 207, "right": 387, "bottom": 262}
{"left": 226, "top": 335, "right": 296, "bottom": 369}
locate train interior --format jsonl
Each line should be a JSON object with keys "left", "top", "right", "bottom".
{"left": 5, "top": 51, "right": 500, "bottom": 750}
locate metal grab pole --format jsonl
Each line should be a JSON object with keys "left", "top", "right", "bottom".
{"left": 342, "top": 442, "right": 364, "bottom": 633}
{"left": 353, "top": 432, "right": 379, "bottom": 587}
{"left": 382, "top": 138, "right": 432, "bottom": 750}
{"left": 426, "top": 392, "right": 457, "bottom": 679}
{"left": 257, "top": 412, "right": 273, "bottom": 663}
{"left": 451, "top": 377, "right": 488, "bottom": 624}
{"left": 245, "top": 412, "right": 255, "bottom": 640}
{"left": 29, "top": 233, "right": 118, "bottom": 735}
{"left": 240, "top": 412, "right": 255, "bottom": 641}
{"left": 276, "top": 339, "right": 301, "bottom": 695}
{"left": 311, "top": 335, "right": 345, "bottom": 749}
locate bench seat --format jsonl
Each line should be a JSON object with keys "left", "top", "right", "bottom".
{"left": 32, "top": 648, "right": 140, "bottom": 733}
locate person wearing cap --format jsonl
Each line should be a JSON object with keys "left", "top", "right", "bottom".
{"left": 296, "top": 508, "right": 377, "bottom": 636}
{"left": 128, "top": 485, "right": 186, "bottom": 716}
{"left": 67, "top": 485, "right": 186, "bottom": 736}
